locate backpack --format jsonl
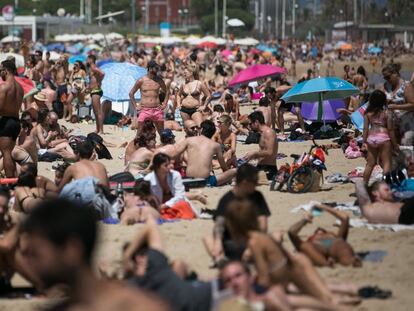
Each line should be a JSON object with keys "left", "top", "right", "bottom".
{"left": 87, "top": 133, "right": 112, "bottom": 160}
{"left": 245, "top": 131, "right": 261, "bottom": 144}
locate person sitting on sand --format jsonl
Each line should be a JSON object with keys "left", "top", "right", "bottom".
{"left": 175, "top": 120, "right": 236, "bottom": 187}
{"left": 34, "top": 108, "right": 76, "bottom": 161}
{"left": 13, "top": 169, "right": 46, "bottom": 213}
{"left": 183, "top": 120, "right": 199, "bottom": 137}
{"left": 255, "top": 97, "right": 272, "bottom": 127}
{"left": 126, "top": 120, "right": 156, "bottom": 161}
{"left": 204, "top": 164, "right": 270, "bottom": 263}
{"left": 20, "top": 199, "right": 168, "bottom": 311}
{"left": 355, "top": 179, "right": 414, "bottom": 224}
{"left": 164, "top": 112, "right": 182, "bottom": 132}
{"left": 212, "top": 115, "right": 237, "bottom": 169}
{"left": 288, "top": 204, "right": 362, "bottom": 267}
{"left": 17, "top": 163, "right": 58, "bottom": 198}
{"left": 0, "top": 187, "right": 43, "bottom": 292}
{"left": 125, "top": 132, "right": 156, "bottom": 179}
{"left": 120, "top": 180, "right": 160, "bottom": 225}
{"left": 123, "top": 215, "right": 213, "bottom": 311}
{"left": 243, "top": 111, "right": 278, "bottom": 181}
{"left": 58, "top": 141, "right": 108, "bottom": 195}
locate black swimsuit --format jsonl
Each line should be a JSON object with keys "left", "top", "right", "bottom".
{"left": 0, "top": 116, "right": 21, "bottom": 141}
{"left": 398, "top": 197, "right": 414, "bottom": 225}
{"left": 181, "top": 83, "right": 201, "bottom": 117}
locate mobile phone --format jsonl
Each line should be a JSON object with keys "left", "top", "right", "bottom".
{"left": 312, "top": 207, "right": 323, "bottom": 217}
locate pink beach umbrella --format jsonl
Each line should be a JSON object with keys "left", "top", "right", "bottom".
{"left": 229, "top": 64, "right": 286, "bottom": 87}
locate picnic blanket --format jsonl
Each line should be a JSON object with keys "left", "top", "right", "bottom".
{"left": 291, "top": 201, "right": 361, "bottom": 216}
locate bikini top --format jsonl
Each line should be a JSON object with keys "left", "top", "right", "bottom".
{"left": 370, "top": 111, "right": 388, "bottom": 128}
{"left": 182, "top": 82, "right": 201, "bottom": 98}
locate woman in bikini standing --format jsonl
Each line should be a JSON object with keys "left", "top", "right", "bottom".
{"left": 65, "top": 61, "right": 87, "bottom": 121}
{"left": 177, "top": 65, "right": 210, "bottom": 126}
{"left": 362, "top": 90, "right": 397, "bottom": 184}
{"left": 288, "top": 204, "right": 361, "bottom": 267}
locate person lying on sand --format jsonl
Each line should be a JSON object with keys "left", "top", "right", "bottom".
{"left": 223, "top": 198, "right": 365, "bottom": 306}
{"left": 355, "top": 179, "right": 414, "bottom": 224}
{"left": 288, "top": 204, "right": 362, "bottom": 267}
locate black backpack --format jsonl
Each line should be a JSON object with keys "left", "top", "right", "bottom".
{"left": 87, "top": 133, "right": 112, "bottom": 160}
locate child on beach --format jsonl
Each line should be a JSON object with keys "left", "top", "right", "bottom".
{"left": 362, "top": 90, "right": 398, "bottom": 184}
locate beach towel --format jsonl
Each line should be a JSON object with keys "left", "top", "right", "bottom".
{"left": 160, "top": 201, "right": 197, "bottom": 220}
{"left": 346, "top": 219, "right": 414, "bottom": 232}
{"left": 291, "top": 201, "right": 361, "bottom": 216}
{"left": 59, "top": 177, "right": 99, "bottom": 206}
{"left": 357, "top": 250, "right": 388, "bottom": 262}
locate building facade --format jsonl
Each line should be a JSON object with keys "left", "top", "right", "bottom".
{"left": 138, "top": 0, "right": 196, "bottom": 28}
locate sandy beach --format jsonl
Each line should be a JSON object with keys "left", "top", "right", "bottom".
{"left": 2, "top": 58, "right": 414, "bottom": 311}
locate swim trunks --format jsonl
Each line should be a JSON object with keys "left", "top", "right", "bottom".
{"left": 137, "top": 107, "right": 164, "bottom": 122}
{"left": 398, "top": 197, "right": 414, "bottom": 225}
{"left": 91, "top": 87, "right": 103, "bottom": 97}
{"left": 205, "top": 175, "right": 218, "bottom": 187}
{"left": 0, "top": 116, "right": 21, "bottom": 141}
{"left": 257, "top": 164, "right": 278, "bottom": 181}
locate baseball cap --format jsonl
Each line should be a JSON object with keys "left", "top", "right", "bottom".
{"left": 160, "top": 129, "right": 175, "bottom": 140}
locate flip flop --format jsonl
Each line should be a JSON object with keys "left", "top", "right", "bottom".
{"left": 358, "top": 286, "right": 392, "bottom": 299}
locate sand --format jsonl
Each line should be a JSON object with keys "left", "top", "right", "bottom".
{"left": 2, "top": 58, "right": 414, "bottom": 310}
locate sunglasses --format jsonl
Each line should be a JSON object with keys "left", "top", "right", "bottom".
{"left": 190, "top": 126, "right": 199, "bottom": 130}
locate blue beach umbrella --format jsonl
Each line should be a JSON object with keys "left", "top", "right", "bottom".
{"left": 97, "top": 58, "right": 115, "bottom": 68}
{"left": 281, "top": 77, "right": 359, "bottom": 122}
{"left": 69, "top": 55, "right": 87, "bottom": 64}
{"left": 101, "top": 62, "right": 147, "bottom": 102}
{"left": 368, "top": 46, "right": 382, "bottom": 54}
{"left": 47, "top": 43, "right": 65, "bottom": 52}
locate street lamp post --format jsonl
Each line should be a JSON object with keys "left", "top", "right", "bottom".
{"left": 222, "top": 0, "right": 227, "bottom": 38}
{"left": 281, "top": 0, "right": 286, "bottom": 40}
{"left": 292, "top": 0, "right": 296, "bottom": 36}
{"left": 214, "top": 0, "right": 218, "bottom": 37}
{"left": 275, "top": 0, "right": 279, "bottom": 38}
{"left": 131, "top": 0, "right": 136, "bottom": 37}
{"left": 144, "top": 0, "right": 149, "bottom": 32}
{"left": 266, "top": 16, "right": 272, "bottom": 39}
{"left": 183, "top": 8, "right": 189, "bottom": 33}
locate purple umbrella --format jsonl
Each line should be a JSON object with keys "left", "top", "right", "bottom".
{"left": 229, "top": 64, "right": 286, "bottom": 87}
{"left": 299, "top": 99, "right": 345, "bottom": 121}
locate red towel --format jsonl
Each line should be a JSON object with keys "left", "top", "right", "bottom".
{"left": 160, "top": 201, "right": 196, "bottom": 220}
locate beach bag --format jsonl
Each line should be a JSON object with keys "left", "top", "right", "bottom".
{"left": 245, "top": 131, "right": 261, "bottom": 144}
{"left": 59, "top": 177, "right": 98, "bottom": 206}
{"left": 87, "top": 133, "right": 112, "bottom": 160}
{"left": 93, "top": 185, "right": 120, "bottom": 220}
{"left": 38, "top": 152, "right": 61, "bottom": 162}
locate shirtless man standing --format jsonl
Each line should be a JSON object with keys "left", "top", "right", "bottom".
{"left": 58, "top": 141, "right": 109, "bottom": 192}
{"left": 52, "top": 56, "right": 69, "bottom": 118}
{"left": 243, "top": 111, "right": 278, "bottom": 181}
{"left": 175, "top": 120, "right": 236, "bottom": 186}
{"left": 0, "top": 60, "right": 24, "bottom": 177}
{"left": 129, "top": 60, "right": 168, "bottom": 135}
{"left": 355, "top": 179, "right": 414, "bottom": 224}
{"left": 87, "top": 55, "right": 105, "bottom": 134}
{"left": 20, "top": 199, "right": 169, "bottom": 311}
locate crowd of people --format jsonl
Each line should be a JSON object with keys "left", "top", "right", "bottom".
{"left": 0, "top": 35, "right": 412, "bottom": 310}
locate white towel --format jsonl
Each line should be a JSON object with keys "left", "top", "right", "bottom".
{"left": 346, "top": 219, "right": 414, "bottom": 232}
{"left": 291, "top": 201, "right": 361, "bottom": 216}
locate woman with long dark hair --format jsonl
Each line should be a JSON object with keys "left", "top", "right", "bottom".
{"left": 362, "top": 90, "right": 397, "bottom": 184}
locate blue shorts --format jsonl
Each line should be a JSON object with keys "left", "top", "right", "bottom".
{"left": 205, "top": 175, "right": 218, "bottom": 187}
